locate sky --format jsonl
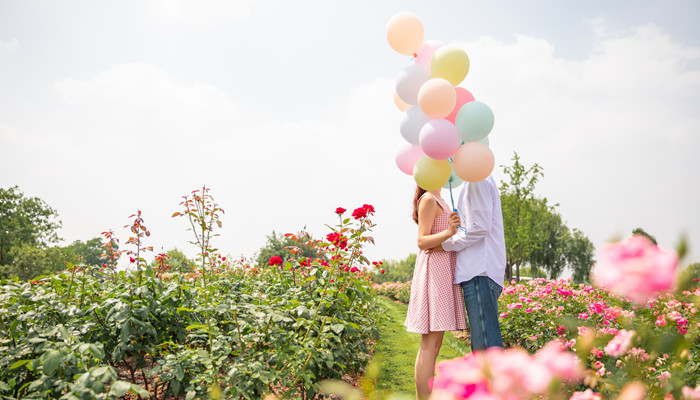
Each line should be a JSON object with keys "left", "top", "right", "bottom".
{"left": 1, "top": 0, "right": 699, "bottom": 271}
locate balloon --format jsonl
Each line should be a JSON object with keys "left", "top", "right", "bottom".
{"left": 443, "top": 166, "right": 464, "bottom": 190}
{"left": 445, "top": 87, "right": 475, "bottom": 124}
{"left": 395, "top": 65, "right": 430, "bottom": 105}
{"left": 419, "top": 119, "right": 460, "bottom": 160}
{"left": 399, "top": 106, "right": 431, "bottom": 145}
{"left": 479, "top": 136, "right": 490, "bottom": 146}
{"left": 386, "top": 12, "right": 424, "bottom": 56}
{"left": 395, "top": 142, "right": 426, "bottom": 175}
{"left": 413, "top": 156, "right": 451, "bottom": 191}
{"left": 455, "top": 101, "right": 494, "bottom": 142}
{"left": 452, "top": 142, "right": 495, "bottom": 183}
{"left": 413, "top": 39, "right": 444, "bottom": 73}
{"left": 417, "top": 78, "right": 456, "bottom": 119}
{"left": 431, "top": 45, "right": 470, "bottom": 86}
{"left": 393, "top": 91, "right": 411, "bottom": 112}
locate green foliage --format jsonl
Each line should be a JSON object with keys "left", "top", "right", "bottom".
{"left": 65, "top": 237, "right": 108, "bottom": 267}
{"left": 372, "top": 254, "right": 416, "bottom": 283}
{"left": 499, "top": 153, "right": 595, "bottom": 283}
{"left": 632, "top": 227, "right": 658, "bottom": 245}
{"left": 0, "top": 245, "right": 73, "bottom": 280}
{"left": 255, "top": 230, "right": 321, "bottom": 267}
{"left": 0, "top": 186, "right": 62, "bottom": 266}
{"left": 150, "top": 248, "right": 196, "bottom": 273}
{"left": 0, "top": 189, "right": 383, "bottom": 399}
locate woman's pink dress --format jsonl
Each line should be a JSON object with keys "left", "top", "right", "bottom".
{"left": 405, "top": 194, "right": 467, "bottom": 334}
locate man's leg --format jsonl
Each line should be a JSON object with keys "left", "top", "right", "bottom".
{"left": 461, "top": 276, "right": 503, "bottom": 351}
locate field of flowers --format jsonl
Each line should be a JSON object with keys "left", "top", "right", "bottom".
{"left": 0, "top": 189, "right": 384, "bottom": 399}
{"left": 373, "top": 247, "right": 700, "bottom": 399}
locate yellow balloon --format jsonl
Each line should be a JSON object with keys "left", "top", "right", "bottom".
{"left": 386, "top": 12, "right": 424, "bottom": 56}
{"left": 431, "top": 45, "right": 470, "bottom": 86}
{"left": 413, "top": 156, "right": 451, "bottom": 190}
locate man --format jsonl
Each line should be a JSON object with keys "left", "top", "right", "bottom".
{"left": 441, "top": 174, "right": 506, "bottom": 351}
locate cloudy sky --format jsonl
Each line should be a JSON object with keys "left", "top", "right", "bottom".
{"left": 1, "top": 0, "right": 699, "bottom": 270}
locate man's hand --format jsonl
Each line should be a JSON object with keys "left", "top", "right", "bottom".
{"left": 426, "top": 244, "right": 443, "bottom": 253}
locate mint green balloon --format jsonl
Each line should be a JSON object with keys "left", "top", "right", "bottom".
{"left": 443, "top": 167, "right": 464, "bottom": 190}
{"left": 455, "top": 101, "right": 494, "bottom": 142}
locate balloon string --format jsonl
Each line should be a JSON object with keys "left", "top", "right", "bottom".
{"left": 448, "top": 179, "right": 456, "bottom": 212}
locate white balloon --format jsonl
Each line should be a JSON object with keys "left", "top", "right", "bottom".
{"left": 399, "top": 106, "right": 431, "bottom": 145}
{"left": 395, "top": 65, "right": 430, "bottom": 105}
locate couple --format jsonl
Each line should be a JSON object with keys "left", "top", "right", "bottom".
{"left": 405, "top": 175, "right": 507, "bottom": 399}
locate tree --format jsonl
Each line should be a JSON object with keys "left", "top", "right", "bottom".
{"left": 0, "top": 186, "right": 61, "bottom": 265}
{"left": 255, "top": 230, "right": 320, "bottom": 266}
{"left": 567, "top": 229, "right": 595, "bottom": 283}
{"left": 632, "top": 227, "right": 658, "bottom": 245}
{"left": 499, "top": 153, "right": 543, "bottom": 282}
{"left": 373, "top": 253, "right": 417, "bottom": 283}
{"left": 0, "top": 245, "right": 72, "bottom": 280}
{"left": 150, "top": 248, "right": 196, "bottom": 273}
{"left": 65, "top": 237, "right": 107, "bottom": 267}
{"left": 528, "top": 198, "right": 569, "bottom": 279}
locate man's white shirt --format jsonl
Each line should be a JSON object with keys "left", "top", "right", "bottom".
{"left": 442, "top": 175, "right": 507, "bottom": 287}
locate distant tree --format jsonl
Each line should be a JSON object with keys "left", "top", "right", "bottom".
{"left": 0, "top": 186, "right": 62, "bottom": 265}
{"left": 520, "top": 266, "right": 547, "bottom": 279}
{"left": 255, "top": 230, "right": 320, "bottom": 266}
{"left": 150, "top": 248, "right": 196, "bottom": 273}
{"left": 65, "top": 237, "right": 106, "bottom": 267}
{"left": 632, "top": 227, "right": 658, "bottom": 245}
{"left": 528, "top": 198, "right": 569, "bottom": 279}
{"left": 499, "top": 153, "right": 544, "bottom": 282}
{"left": 567, "top": 229, "right": 596, "bottom": 283}
{"left": 0, "top": 245, "right": 72, "bottom": 280}
{"left": 373, "top": 253, "right": 417, "bottom": 283}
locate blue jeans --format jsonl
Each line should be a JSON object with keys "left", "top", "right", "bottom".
{"left": 461, "top": 276, "right": 503, "bottom": 351}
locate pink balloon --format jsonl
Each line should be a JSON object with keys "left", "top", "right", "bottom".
{"left": 452, "top": 142, "right": 495, "bottom": 182}
{"left": 395, "top": 142, "right": 426, "bottom": 175}
{"left": 417, "top": 78, "right": 456, "bottom": 119}
{"left": 445, "top": 87, "right": 476, "bottom": 124}
{"left": 419, "top": 119, "right": 460, "bottom": 160}
{"left": 413, "top": 40, "right": 444, "bottom": 74}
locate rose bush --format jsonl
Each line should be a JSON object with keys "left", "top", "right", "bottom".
{"left": 0, "top": 189, "right": 384, "bottom": 399}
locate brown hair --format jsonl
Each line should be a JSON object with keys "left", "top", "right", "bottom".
{"left": 412, "top": 186, "right": 427, "bottom": 224}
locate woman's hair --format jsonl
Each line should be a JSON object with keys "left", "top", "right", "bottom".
{"left": 412, "top": 186, "right": 427, "bottom": 224}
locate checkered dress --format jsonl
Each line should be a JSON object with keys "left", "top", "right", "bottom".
{"left": 405, "top": 194, "right": 467, "bottom": 334}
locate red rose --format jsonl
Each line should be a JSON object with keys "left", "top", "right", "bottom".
{"left": 269, "top": 256, "right": 283, "bottom": 266}
{"left": 380, "top": 269, "right": 385, "bottom": 274}
{"left": 326, "top": 232, "right": 348, "bottom": 250}
{"left": 351, "top": 207, "right": 367, "bottom": 219}
{"left": 362, "top": 204, "right": 375, "bottom": 214}
{"left": 335, "top": 207, "right": 346, "bottom": 214}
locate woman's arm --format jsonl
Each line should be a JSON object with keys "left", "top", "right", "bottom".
{"left": 416, "top": 196, "right": 458, "bottom": 250}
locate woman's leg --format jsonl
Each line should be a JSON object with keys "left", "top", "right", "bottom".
{"left": 415, "top": 331, "right": 445, "bottom": 399}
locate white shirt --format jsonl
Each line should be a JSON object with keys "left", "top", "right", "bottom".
{"left": 442, "top": 175, "right": 507, "bottom": 287}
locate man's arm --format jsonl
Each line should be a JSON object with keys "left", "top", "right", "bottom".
{"left": 441, "top": 181, "right": 493, "bottom": 252}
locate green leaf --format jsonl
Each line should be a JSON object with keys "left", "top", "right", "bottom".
{"left": 130, "top": 383, "right": 150, "bottom": 398}
{"left": 42, "top": 350, "right": 62, "bottom": 375}
{"left": 186, "top": 390, "right": 196, "bottom": 400}
{"left": 176, "top": 307, "right": 194, "bottom": 313}
{"left": 110, "top": 380, "right": 131, "bottom": 397}
{"left": 331, "top": 324, "right": 345, "bottom": 334}
{"left": 175, "top": 365, "right": 184, "bottom": 381}
{"left": 9, "top": 359, "right": 31, "bottom": 370}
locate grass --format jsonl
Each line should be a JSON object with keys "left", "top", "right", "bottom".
{"left": 366, "top": 296, "right": 469, "bottom": 397}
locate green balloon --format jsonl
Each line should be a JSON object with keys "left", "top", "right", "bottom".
{"left": 455, "top": 101, "right": 494, "bottom": 142}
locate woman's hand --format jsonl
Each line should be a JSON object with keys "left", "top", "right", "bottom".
{"left": 447, "top": 212, "right": 460, "bottom": 236}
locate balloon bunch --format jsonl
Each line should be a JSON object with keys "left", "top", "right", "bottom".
{"left": 388, "top": 12, "right": 496, "bottom": 197}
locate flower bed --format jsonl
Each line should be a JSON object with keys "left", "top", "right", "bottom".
{"left": 0, "top": 190, "right": 384, "bottom": 399}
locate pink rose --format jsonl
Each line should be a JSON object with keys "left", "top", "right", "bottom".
{"left": 569, "top": 389, "right": 601, "bottom": 400}
{"left": 604, "top": 329, "right": 635, "bottom": 357}
{"left": 591, "top": 234, "right": 677, "bottom": 304}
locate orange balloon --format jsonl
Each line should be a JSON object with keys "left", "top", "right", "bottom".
{"left": 393, "top": 91, "right": 411, "bottom": 112}
{"left": 452, "top": 142, "right": 495, "bottom": 182}
{"left": 417, "top": 78, "right": 456, "bottom": 119}
{"left": 386, "top": 12, "right": 424, "bottom": 56}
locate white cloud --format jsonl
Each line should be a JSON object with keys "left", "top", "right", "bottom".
{"left": 0, "top": 38, "right": 19, "bottom": 53}
{"left": 2, "top": 20, "right": 699, "bottom": 270}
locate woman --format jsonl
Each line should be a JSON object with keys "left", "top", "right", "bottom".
{"left": 404, "top": 186, "right": 467, "bottom": 399}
